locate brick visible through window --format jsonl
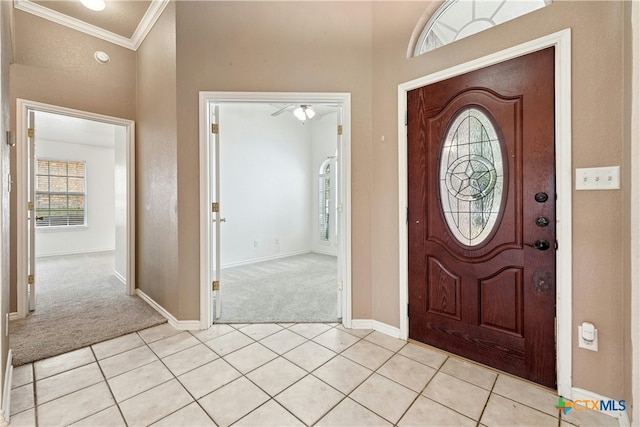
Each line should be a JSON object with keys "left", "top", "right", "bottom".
{"left": 36, "top": 159, "right": 86, "bottom": 227}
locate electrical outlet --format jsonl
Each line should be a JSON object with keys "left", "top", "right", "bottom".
{"left": 578, "top": 324, "right": 598, "bottom": 351}
{"left": 575, "top": 166, "right": 620, "bottom": 190}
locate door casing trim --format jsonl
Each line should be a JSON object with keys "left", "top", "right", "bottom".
{"left": 198, "top": 91, "right": 352, "bottom": 329}
{"left": 397, "top": 29, "right": 572, "bottom": 396}
{"left": 16, "top": 99, "right": 136, "bottom": 317}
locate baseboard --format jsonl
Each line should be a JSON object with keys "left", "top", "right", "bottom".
{"left": 350, "top": 319, "right": 373, "bottom": 330}
{"left": 1, "top": 349, "right": 13, "bottom": 427}
{"left": 220, "top": 250, "right": 312, "bottom": 269}
{"left": 311, "top": 249, "right": 338, "bottom": 257}
{"left": 571, "top": 387, "right": 629, "bottom": 425}
{"left": 8, "top": 312, "right": 19, "bottom": 321}
{"left": 35, "top": 248, "right": 115, "bottom": 258}
{"left": 112, "top": 269, "right": 126, "bottom": 286}
{"left": 619, "top": 411, "right": 631, "bottom": 427}
{"left": 351, "top": 319, "right": 403, "bottom": 339}
{"left": 135, "top": 289, "right": 201, "bottom": 331}
{"left": 372, "top": 320, "right": 402, "bottom": 338}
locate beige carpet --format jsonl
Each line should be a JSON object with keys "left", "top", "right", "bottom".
{"left": 217, "top": 252, "right": 339, "bottom": 323}
{"left": 9, "top": 252, "right": 167, "bottom": 366}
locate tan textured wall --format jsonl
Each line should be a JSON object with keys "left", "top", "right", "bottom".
{"left": 10, "top": 11, "right": 136, "bottom": 119}
{"left": 567, "top": 1, "right": 625, "bottom": 400}
{"left": 173, "top": 1, "right": 374, "bottom": 319}
{"left": 371, "top": 1, "right": 626, "bottom": 400}
{"left": 135, "top": 2, "right": 181, "bottom": 316}
{"left": 8, "top": 10, "right": 136, "bottom": 312}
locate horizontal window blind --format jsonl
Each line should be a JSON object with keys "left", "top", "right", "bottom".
{"left": 35, "top": 159, "right": 86, "bottom": 227}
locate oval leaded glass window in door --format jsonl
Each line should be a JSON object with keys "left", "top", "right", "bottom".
{"left": 440, "top": 107, "right": 504, "bottom": 247}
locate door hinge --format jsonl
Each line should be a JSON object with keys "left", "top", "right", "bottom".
{"left": 28, "top": 201, "right": 34, "bottom": 211}
{"left": 406, "top": 207, "right": 409, "bottom": 223}
{"left": 28, "top": 274, "right": 34, "bottom": 285}
{"left": 405, "top": 111, "right": 408, "bottom": 126}
{"left": 555, "top": 240, "right": 558, "bottom": 250}
{"left": 211, "top": 123, "right": 219, "bottom": 134}
{"left": 337, "top": 125, "right": 343, "bottom": 136}
{"left": 212, "top": 281, "right": 220, "bottom": 291}
{"left": 212, "top": 202, "right": 219, "bottom": 213}
{"left": 27, "top": 128, "right": 34, "bottom": 138}
{"left": 337, "top": 281, "right": 343, "bottom": 291}
{"left": 407, "top": 303, "right": 410, "bottom": 318}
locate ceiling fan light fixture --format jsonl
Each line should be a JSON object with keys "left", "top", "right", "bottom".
{"left": 305, "top": 106, "right": 316, "bottom": 119}
{"left": 81, "top": 0, "right": 106, "bottom": 12}
{"left": 293, "top": 105, "right": 316, "bottom": 121}
{"left": 293, "top": 106, "right": 307, "bottom": 121}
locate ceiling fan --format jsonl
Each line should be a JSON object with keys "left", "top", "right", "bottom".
{"left": 271, "top": 104, "right": 316, "bottom": 120}
{"left": 270, "top": 104, "right": 296, "bottom": 116}
{"left": 270, "top": 103, "right": 341, "bottom": 121}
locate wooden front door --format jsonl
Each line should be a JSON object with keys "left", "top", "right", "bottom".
{"left": 407, "top": 47, "right": 556, "bottom": 388}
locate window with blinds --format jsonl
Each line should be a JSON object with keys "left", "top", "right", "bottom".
{"left": 36, "top": 159, "right": 86, "bottom": 227}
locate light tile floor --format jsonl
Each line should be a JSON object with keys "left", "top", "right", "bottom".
{"left": 9, "top": 322, "right": 620, "bottom": 427}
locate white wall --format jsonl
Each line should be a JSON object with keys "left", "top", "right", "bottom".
{"left": 219, "top": 103, "right": 340, "bottom": 267}
{"left": 35, "top": 139, "right": 115, "bottom": 257}
{"left": 113, "top": 125, "right": 127, "bottom": 281}
{"left": 311, "top": 111, "right": 339, "bottom": 255}
{"left": 219, "top": 104, "right": 310, "bottom": 267}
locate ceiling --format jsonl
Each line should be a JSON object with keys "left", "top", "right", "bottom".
{"left": 14, "top": 0, "right": 169, "bottom": 50}
{"left": 32, "top": 105, "right": 341, "bottom": 149}
{"left": 34, "top": 111, "right": 121, "bottom": 148}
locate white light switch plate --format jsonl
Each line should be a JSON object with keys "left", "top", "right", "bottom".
{"left": 575, "top": 166, "right": 620, "bottom": 190}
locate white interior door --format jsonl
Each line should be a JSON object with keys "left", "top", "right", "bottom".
{"left": 211, "top": 104, "right": 222, "bottom": 320}
{"left": 27, "top": 109, "right": 36, "bottom": 312}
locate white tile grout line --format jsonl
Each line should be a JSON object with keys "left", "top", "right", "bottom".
{"left": 12, "top": 322, "right": 566, "bottom": 427}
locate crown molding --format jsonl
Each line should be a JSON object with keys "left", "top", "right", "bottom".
{"left": 131, "top": 0, "right": 169, "bottom": 50}
{"left": 14, "top": 0, "right": 169, "bottom": 51}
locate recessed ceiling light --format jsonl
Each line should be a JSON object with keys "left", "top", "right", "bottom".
{"left": 94, "top": 51, "right": 110, "bottom": 64}
{"left": 81, "top": 0, "right": 106, "bottom": 12}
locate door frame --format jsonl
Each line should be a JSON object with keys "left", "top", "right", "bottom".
{"left": 633, "top": 0, "right": 640, "bottom": 419}
{"left": 398, "top": 29, "right": 572, "bottom": 396}
{"left": 198, "top": 91, "right": 352, "bottom": 329}
{"left": 16, "top": 99, "right": 136, "bottom": 318}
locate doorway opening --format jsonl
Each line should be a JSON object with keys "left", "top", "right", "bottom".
{"left": 199, "top": 92, "right": 352, "bottom": 328}
{"left": 16, "top": 100, "right": 136, "bottom": 318}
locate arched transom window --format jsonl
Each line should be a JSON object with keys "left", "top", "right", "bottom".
{"left": 414, "top": 0, "right": 549, "bottom": 56}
